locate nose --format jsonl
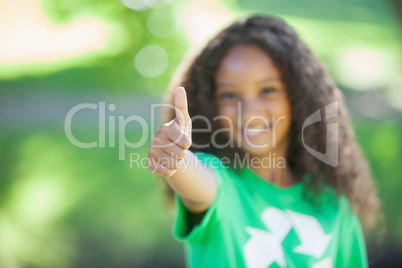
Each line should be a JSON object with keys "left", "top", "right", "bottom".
{"left": 240, "top": 98, "right": 265, "bottom": 127}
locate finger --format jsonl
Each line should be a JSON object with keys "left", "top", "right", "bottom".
{"left": 162, "top": 121, "right": 191, "bottom": 149}
{"left": 146, "top": 157, "right": 177, "bottom": 177}
{"left": 148, "top": 148, "right": 182, "bottom": 170}
{"left": 151, "top": 125, "right": 175, "bottom": 149}
{"left": 174, "top": 87, "right": 192, "bottom": 137}
{"left": 161, "top": 145, "right": 186, "bottom": 162}
{"left": 159, "top": 150, "right": 182, "bottom": 170}
{"left": 153, "top": 122, "right": 191, "bottom": 149}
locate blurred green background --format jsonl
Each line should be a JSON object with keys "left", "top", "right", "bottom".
{"left": 0, "top": 0, "right": 401, "bottom": 267}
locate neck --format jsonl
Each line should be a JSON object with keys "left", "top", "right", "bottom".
{"left": 249, "top": 142, "right": 295, "bottom": 187}
{"left": 252, "top": 164, "right": 295, "bottom": 187}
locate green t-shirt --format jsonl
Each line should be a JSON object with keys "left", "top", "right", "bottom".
{"left": 173, "top": 152, "right": 368, "bottom": 268}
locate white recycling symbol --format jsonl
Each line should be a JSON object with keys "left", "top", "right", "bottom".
{"left": 243, "top": 207, "right": 333, "bottom": 268}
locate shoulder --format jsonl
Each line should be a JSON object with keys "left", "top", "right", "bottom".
{"left": 172, "top": 152, "right": 238, "bottom": 242}
{"left": 193, "top": 151, "right": 238, "bottom": 184}
{"left": 193, "top": 152, "right": 230, "bottom": 169}
{"left": 307, "top": 183, "right": 357, "bottom": 221}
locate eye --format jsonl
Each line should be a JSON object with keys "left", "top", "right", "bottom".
{"left": 260, "top": 87, "right": 275, "bottom": 95}
{"left": 220, "top": 92, "right": 237, "bottom": 100}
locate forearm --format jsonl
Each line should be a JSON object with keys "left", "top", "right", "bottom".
{"left": 165, "top": 150, "right": 217, "bottom": 210}
{"left": 147, "top": 87, "right": 216, "bottom": 211}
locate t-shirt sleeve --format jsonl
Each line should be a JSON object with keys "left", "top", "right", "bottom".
{"left": 172, "top": 152, "right": 229, "bottom": 242}
{"left": 336, "top": 198, "right": 368, "bottom": 268}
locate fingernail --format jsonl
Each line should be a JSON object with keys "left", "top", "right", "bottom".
{"left": 182, "top": 131, "right": 192, "bottom": 144}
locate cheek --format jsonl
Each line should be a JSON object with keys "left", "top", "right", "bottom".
{"left": 275, "top": 105, "right": 292, "bottom": 136}
{"left": 281, "top": 101, "right": 292, "bottom": 128}
{"left": 217, "top": 103, "right": 237, "bottom": 122}
{"left": 262, "top": 98, "right": 292, "bottom": 131}
{"left": 266, "top": 96, "right": 291, "bottom": 118}
{"left": 217, "top": 104, "right": 238, "bottom": 138}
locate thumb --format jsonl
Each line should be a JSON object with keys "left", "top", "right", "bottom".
{"left": 174, "top": 86, "right": 192, "bottom": 138}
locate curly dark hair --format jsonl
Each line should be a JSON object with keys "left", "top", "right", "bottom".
{"left": 163, "top": 15, "right": 378, "bottom": 229}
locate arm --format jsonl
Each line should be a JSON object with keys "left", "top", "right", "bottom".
{"left": 166, "top": 150, "right": 217, "bottom": 212}
{"left": 147, "top": 87, "right": 217, "bottom": 212}
{"left": 336, "top": 200, "right": 368, "bottom": 268}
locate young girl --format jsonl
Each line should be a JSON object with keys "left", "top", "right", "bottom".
{"left": 147, "top": 15, "right": 378, "bottom": 268}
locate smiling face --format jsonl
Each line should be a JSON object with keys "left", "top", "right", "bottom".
{"left": 215, "top": 45, "right": 292, "bottom": 159}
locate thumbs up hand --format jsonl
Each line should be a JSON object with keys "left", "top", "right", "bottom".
{"left": 147, "top": 87, "right": 192, "bottom": 177}
{"left": 173, "top": 86, "right": 192, "bottom": 139}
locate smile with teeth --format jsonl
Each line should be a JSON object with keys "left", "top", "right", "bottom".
{"left": 243, "top": 126, "right": 270, "bottom": 137}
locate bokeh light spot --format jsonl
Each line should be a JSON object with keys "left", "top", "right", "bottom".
{"left": 147, "top": 9, "right": 176, "bottom": 38}
{"left": 334, "top": 48, "right": 398, "bottom": 91}
{"left": 134, "top": 45, "right": 168, "bottom": 77}
{"left": 121, "top": 0, "right": 155, "bottom": 11}
{"left": 0, "top": 0, "right": 110, "bottom": 65}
